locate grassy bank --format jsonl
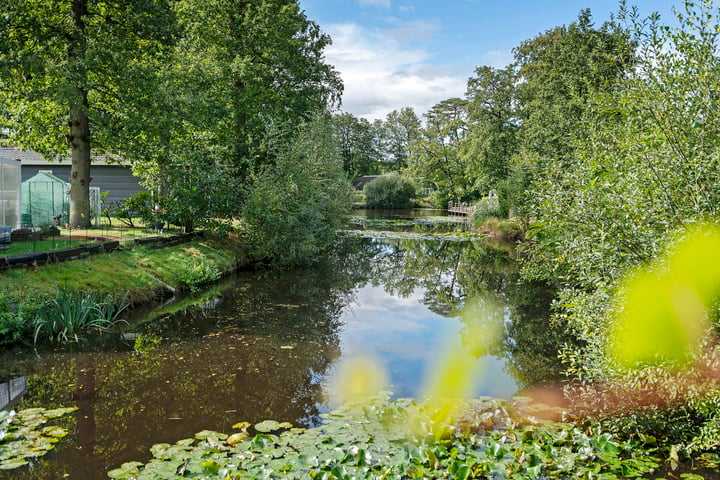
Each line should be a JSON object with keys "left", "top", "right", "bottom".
{"left": 0, "top": 234, "right": 249, "bottom": 345}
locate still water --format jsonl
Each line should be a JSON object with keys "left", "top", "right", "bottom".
{"left": 0, "top": 218, "right": 565, "bottom": 479}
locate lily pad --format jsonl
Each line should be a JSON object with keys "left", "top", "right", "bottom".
{"left": 0, "top": 406, "right": 77, "bottom": 471}
{"left": 254, "top": 420, "right": 293, "bottom": 433}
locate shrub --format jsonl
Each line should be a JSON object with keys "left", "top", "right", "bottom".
{"left": 0, "top": 293, "right": 43, "bottom": 345}
{"left": 113, "top": 191, "right": 154, "bottom": 228}
{"left": 363, "top": 174, "right": 415, "bottom": 209}
{"left": 177, "top": 260, "right": 221, "bottom": 292}
{"left": 471, "top": 194, "right": 501, "bottom": 224}
{"left": 243, "top": 115, "right": 352, "bottom": 266}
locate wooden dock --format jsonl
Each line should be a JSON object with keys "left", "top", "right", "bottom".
{"left": 448, "top": 201, "right": 473, "bottom": 216}
{"left": 0, "top": 377, "right": 27, "bottom": 411}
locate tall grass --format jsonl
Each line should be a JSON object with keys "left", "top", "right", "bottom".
{"left": 33, "top": 289, "right": 129, "bottom": 344}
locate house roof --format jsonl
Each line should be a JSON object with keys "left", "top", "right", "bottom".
{"left": 0, "top": 156, "right": 21, "bottom": 167}
{"left": 25, "top": 170, "right": 69, "bottom": 185}
{"left": 0, "top": 147, "right": 128, "bottom": 166}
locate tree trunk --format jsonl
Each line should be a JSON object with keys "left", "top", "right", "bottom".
{"left": 69, "top": 108, "right": 92, "bottom": 228}
{"left": 67, "top": 0, "right": 91, "bottom": 228}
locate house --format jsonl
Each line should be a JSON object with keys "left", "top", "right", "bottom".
{"left": 0, "top": 147, "right": 145, "bottom": 208}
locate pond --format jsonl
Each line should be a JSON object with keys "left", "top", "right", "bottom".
{"left": 0, "top": 212, "right": 567, "bottom": 479}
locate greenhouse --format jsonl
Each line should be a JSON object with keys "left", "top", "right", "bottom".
{"left": 0, "top": 157, "right": 21, "bottom": 242}
{"left": 21, "top": 170, "right": 100, "bottom": 228}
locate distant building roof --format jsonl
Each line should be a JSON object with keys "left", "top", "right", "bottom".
{"left": 0, "top": 147, "right": 127, "bottom": 166}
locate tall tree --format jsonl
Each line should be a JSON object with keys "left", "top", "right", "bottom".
{"left": 409, "top": 98, "right": 469, "bottom": 204}
{"left": 125, "top": 0, "right": 343, "bottom": 230}
{"left": 0, "top": 0, "right": 176, "bottom": 227}
{"left": 380, "top": 107, "right": 421, "bottom": 173}
{"left": 180, "top": 0, "right": 343, "bottom": 176}
{"left": 334, "top": 113, "right": 380, "bottom": 178}
{"left": 514, "top": 9, "right": 634, "bottom": 166}
{"left": 462, "top": 65, "right": 519, "bottom": 194}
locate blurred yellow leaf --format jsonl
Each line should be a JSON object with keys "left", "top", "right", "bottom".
{"left": 609, "top": 224, "right": 720, "bottom": 368}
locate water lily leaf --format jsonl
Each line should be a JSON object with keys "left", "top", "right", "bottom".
{"left": 42, "top": 426, "right": 68, "bottom": 438}
{"left": 0, "top": 458, "right": 30, "bottom": 470}
{"left": 42, "top": 407, "right": 78, "bottom": 419}
{"left": 254, "top": 420, "right": 292, "bottom": 433}
{"left": 107, "top": 461, "right": 143, "bottom": 479}
{"left": 194, "top": 430, "right": 228, "bottom": 440}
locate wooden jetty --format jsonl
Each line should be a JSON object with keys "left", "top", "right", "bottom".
{"left": 448, "top": 201, "right": 474, "bottom": 216}
{"left": 0, "top": 377, "right": 27, "bottom": 411}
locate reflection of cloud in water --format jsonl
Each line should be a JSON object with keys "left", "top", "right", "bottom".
{"left": 328, "top": 283, "right": 517, "bottom": 402}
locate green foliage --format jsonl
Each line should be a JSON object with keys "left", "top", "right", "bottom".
{"left": 107, "top": 395, "right": 661, "bottom": 479}
{"left": 133, "top": 333, "right": 163, "bottom": 355}
{"left": 33, "top": 288, "right": 129, "bottom": 344}
{"left": 379, "top": 108, "right": 421, "bottom": 173}
{"left": 471, "top": 195, "right": 501, "bottom": 224}
{"left": 408, "top": 98, "right": 470, "bottom": 203}
{"left": 0, "top": 407, "right": 77, "bottom": 470}
{"left": 242, "top": 116, "right": 352, "bottom": 266}
{"left": 0, "top": 0, "right": 177, "bottom": 227}
{"left": 0, "top": 291, "right": 47, "bottom": 346}
{"left": 522, "top": 0, "right": 720, "bottom": 383}
{"left": 463, "top": 65, "right": 519, "bottom": 195}
{"left": 514, "top": 9, "right": 635, "bottom": 165}
{"left": 151, "top": 155, "right": 244, "bottom": 233}
{"left": 334, "top": 112, "right": 382, "bottom": 177}
{"left": 176, "top": 260, "right": 221, "bottom": 293}
{"left": 363, "top": 174, "right": 416, "bottom": 209}
{"left": 113, "top": 191, "right": 154, "bottom": 229}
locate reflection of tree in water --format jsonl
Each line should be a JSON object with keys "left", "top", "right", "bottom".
{"left": 0, "top": 235, "right": 577, "bottom": 480}
{"left": 341, "top": 236, "right": 574, "bottom": 390}
{"left": 0, "top": 251, "right": 370, "bottom": 480}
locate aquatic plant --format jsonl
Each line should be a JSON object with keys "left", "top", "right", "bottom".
{"left": 33, "top": 288, "right": 129, "bottom": 343}
{"left": 0, "top": 407, "right": 77, "bottom": 470}
{"left": 107, "top": 395, "right": 662, "bottom": 479}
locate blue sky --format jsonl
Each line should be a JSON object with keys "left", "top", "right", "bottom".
{"left": 299, "top": 0, "right": 677, "bottom": 120}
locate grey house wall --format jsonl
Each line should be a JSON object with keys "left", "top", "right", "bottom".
{"left": 21, "top": 165, "right": 144, "bottom": 207}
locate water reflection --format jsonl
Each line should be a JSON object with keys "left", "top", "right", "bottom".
{"left": 0, "top": 233, "right": 568, "bottom": 479}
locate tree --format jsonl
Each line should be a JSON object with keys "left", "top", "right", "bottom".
{"left": 514, "top": 9, "right": 635, "bottom": 166}
{"left": 127, "top": 0, "right": 343, "bottom": 228}
{"left": 0, "top": 0, "right": 177, "bottom": 227}
{"left": 334, "top": 113, "right": 381, "bottom": 178}
{"left": 178, "top": 0, "right": 343, "bottom": 176}
{"left": 409, "top": 98, "right": 469, "bottom": 205}
{"left": 380, "top": 108, "right": 421, "bottom": 173}
{"left": 523, "top": 0, "right": 720, "bottom": 381}
{"left": 242, "top": 115, "right": 352, "bottom": 265}
{"left": 463, "top": 65, "right": 520, "bottom": 195}
{"left": 363, "top": 174, "right": 415, "bottom": 209}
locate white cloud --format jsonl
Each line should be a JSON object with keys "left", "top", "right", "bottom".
{"left": 325, "top": 23, "right": 468, "bottom": 121}
{"left": 358, "top": 0, "right": 391, "bottom": 9}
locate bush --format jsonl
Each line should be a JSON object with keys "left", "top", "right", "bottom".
{"left": 471, "top": 194, "right": 501, "bottom": 224}
{"left": 363, "top": 174, "right": 415, "bottom": 209}
{"left": 243, "top": 115, "right": 352, "bottom": 266}
{"left": 114, "top": 191, "right": 154, "bottom": 228}
{"left": 176, "top": 260, "right": 221, "bottom": 292}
